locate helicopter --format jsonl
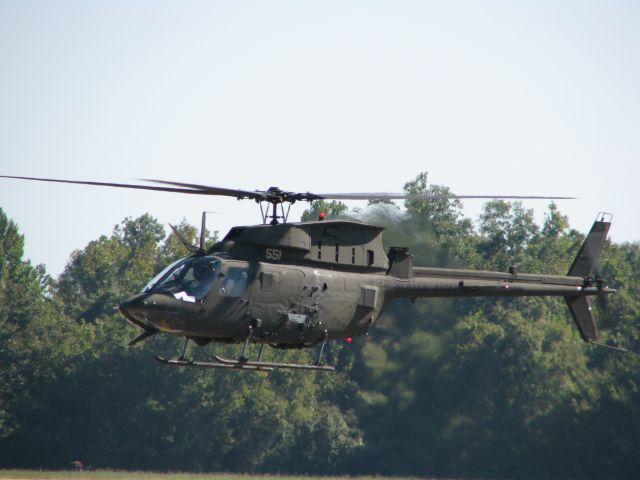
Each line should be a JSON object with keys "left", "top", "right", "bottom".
{"left": 0, "top": 174, "right": 615, "bottom": 372}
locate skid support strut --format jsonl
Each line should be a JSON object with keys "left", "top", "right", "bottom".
{"left": 315, "top": 330, "right": 328, "bottom": 366}
{"left": 239, "top": 326, "right": 253, "bottom": 362}
{"left": 178, "top": 337, "right": 189, "bottom": 361}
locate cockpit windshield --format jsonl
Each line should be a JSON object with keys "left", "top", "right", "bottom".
{"left": 143, "top": 256, "right": 221, "bottom": 302}
{"left": 142, "top": 258, "right": 188, "bottom": 293}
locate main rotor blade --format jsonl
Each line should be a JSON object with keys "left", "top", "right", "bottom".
{"left": 140, "top": 179, "right": 268, "bottom": 201}
{"left": 0, "top": 175, "right": 215, "bottom": 195}
{"left": 0, "top": 175, "right": 576, "bottom": 202}
{"left": 313, "top": 192, "right": 577, "bottom": 201}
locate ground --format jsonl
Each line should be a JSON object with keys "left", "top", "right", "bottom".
{"left": 0, "top": 471, "right": 429, "bottom": 480}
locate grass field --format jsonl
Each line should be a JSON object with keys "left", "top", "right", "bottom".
{"left": 0, "top": 471, "right": 429, "bottom": 480}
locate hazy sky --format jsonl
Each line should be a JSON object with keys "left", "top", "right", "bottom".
{"left": 1, "top": 0, "right": 638, "bottom": 276}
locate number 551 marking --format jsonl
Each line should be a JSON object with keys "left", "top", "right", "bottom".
{"left": 266, "top": 248, "right": 282, "bottom": 260}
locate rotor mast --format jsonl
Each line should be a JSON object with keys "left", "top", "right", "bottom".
{"left": 256, "top": 186, "right": 318, "bottom": 225}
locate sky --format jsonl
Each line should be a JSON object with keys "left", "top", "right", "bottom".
{"left": 0, "top": 0, "right": 638, "bottom": 276}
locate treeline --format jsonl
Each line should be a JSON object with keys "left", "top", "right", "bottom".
{"left": 0, "top": 172, "right": 638, "bottom": 478}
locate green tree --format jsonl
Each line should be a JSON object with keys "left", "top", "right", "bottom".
{"left": 0, "top": 208, "right": 84, "bottom": 443}
{"left": 2, "top": 182, "right": 640, "bottom": 478}
{"left": 478, "top": 200, "right": 539, "bottom": 271}
{"left": 403, "top": 172, "right": 476, "bottom": 266}
{"left": 301, "top": 200, "right": 348, "bottom": 221}
{"left": 56, "top": 214, "right": 165, "bottom": 322}
{"left": 1, "top": 211, "right": 362, "bottom": 473}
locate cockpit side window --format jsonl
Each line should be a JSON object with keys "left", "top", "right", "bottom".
{"left": 185, "top": 258, "right": 220, "bottom": 300}
{"left": 218, "top": 267, "right": 249, "bottom": 297}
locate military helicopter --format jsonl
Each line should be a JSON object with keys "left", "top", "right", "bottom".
{"left": 0, "top": 175, "right": 615, "bottom": 372}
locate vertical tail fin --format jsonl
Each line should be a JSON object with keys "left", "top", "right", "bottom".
{"left": 567, "top": 213, "right": 612, "bottom": 277}
{"left": 564, "top": 213, "right": 613, "bottom": 342}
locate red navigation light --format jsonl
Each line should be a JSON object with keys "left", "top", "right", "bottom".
{"left": 319, "top": 211, "right": 326, "bottom": 221}
{"left": 346, "top": 337, "right": 353, "bottom": 343}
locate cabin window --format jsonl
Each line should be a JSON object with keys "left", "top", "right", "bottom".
{"left": 318, "top": 241, "right": 322, "bottom": 260}
{"left": 218, "top": 267, "right": 249, "bottom": 297}
{"left": 335, "top": 244, "right": 339, "bottom": 262}
{"left": 352, "top": 247, "right": 356, "bottom": 264}
{"left": 367, "top": 249, "right": 374, "bottom": 266}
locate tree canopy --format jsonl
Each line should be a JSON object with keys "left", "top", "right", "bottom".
{"left": 0, "top": 173, "right": 638, "bottom": 478}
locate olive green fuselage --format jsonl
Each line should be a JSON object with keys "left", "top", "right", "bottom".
{"left": 122, "top": 257, "right": 592, "bottom": 348}
{"left": 119, "top": 218, "right": 609, "bottom": 348}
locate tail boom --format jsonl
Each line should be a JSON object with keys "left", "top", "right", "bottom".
{"left": 381, "top": 215, "right": 614, "bottom": 342}
{"left": 384, "top": 275, "right": 601, "bottom": 300}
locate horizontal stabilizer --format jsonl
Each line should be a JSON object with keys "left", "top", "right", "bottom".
{"left": 564, "top": 295, "right": 598, "bottom": 341}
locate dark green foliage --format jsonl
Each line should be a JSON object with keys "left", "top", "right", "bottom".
{"left": 301, "top": 200, "right": 348, "bottom": 222}
{"left": 0, "top": 211, "right": 360, "bottom": 473}
{"left": 0, "top": 172, "right": 639, "bottom": 478}
{"left": 0, "top": 209, "right": 88, "bottom": 477}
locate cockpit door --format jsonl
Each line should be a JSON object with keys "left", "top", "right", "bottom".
{"left": 248, "top": 265, "right": 305, "bottom": 331}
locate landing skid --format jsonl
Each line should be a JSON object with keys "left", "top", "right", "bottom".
{"left": 154, "top": 355, "right": 334, "bottom": 372}
{"left": 212, "top": 355, "right": 335, "bottom": 372}
{"left": 154, "top": 355, "right": 274, "bottom": 371}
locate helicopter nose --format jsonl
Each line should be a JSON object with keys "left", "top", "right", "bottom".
{"left": 119, "top": 292, "right": 204, "bottom": 334}
{"left": 119, "top": 293, "right": 152, "bottom": 329}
